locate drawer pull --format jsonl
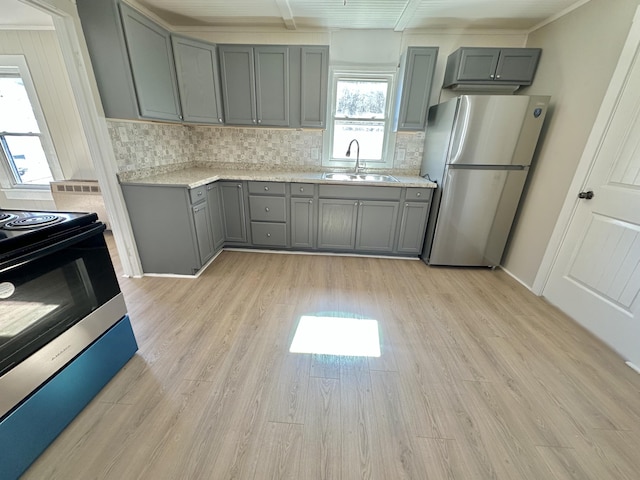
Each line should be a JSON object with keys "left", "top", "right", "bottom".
{"left": 237, "top": 184, "right": 241, "bottom": 188}
{"left": 266, "top": 233, "right": 271, "bottom": 237}
{"left": 416, "top": 192, "right": 421, "bottom": 197}
{"left": 300, "top": 187, "right": 304, "bottom": 192}
{"left": 309, "top": 200, "right": 313, "bottom": 204}
{"left": 265, "top": 207, "right": 270, "bottom": 212}
{"left": 264, "top": 186, "right": 269, "bottom": 191}
{"left": 197, "top": 191, "right": 203, "bottom": 196}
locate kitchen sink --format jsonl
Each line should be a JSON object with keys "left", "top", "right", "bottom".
{"left": 322, "top": 173, "right": 399, "bottom": 182}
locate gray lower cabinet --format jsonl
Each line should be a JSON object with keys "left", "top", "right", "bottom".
{"left": 121, "top": 184, "right": 207, "bottom": 275}
{"left": 355, "top": 201, "right": 399, "bottom": 252}
{"left": 318, "top": 199, "right": 359, "bottom": 250}
{"left": 397, "top": 202, "right": 430, "bottom": 254}
{"left": 172, "top": 36, "right": 224, "bottom": 124}
{"left": 248, "top": 181, "right": 288, "bottom": 247}
{"left": 219, "top": 45, "right": 289, "bottom": 126}
{"left": 220, "top": 181, "right": 248, "bottom": 244}
{"left": 206, "top": 183, "right": 225, "bottom": 251}
{"left": 291, "top": 197, "right": 315, "bottom": 248}
{"left": 192, "top": 201, "right": 214, "bottom": 264}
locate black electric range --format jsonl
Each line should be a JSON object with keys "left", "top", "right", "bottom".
{"left": 0, "top": 209, "right": 99, "bottom": 261}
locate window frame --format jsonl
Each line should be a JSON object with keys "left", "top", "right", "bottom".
{"left": 323, "top": 67, "right": 397, "bottom": 170}
{"left": 0, "top": 55, "right": 62, "bottom": 190}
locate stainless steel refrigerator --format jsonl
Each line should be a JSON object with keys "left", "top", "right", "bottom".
{"left": 420, "top": 94, "right": 549, "bottom": 267}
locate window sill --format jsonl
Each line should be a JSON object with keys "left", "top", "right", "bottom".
{"left": 1, "top": 185, "right": 53, "bottom": 201}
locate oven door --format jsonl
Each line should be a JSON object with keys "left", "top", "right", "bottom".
{"left": 0, "top": 223, "right": 127, "bottom": 419}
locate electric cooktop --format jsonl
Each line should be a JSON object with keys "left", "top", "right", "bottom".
{"left": 0, "top": 209, "right": 99, "bottom": 258}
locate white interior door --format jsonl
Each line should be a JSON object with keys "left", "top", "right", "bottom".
{"left": 543, "top": 10, "right": 640, "bottom": 368}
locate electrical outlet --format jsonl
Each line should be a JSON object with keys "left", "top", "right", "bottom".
{"left": 396, "top": 148, "right": 406, "bottom": 162}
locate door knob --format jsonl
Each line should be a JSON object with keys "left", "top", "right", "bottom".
{"left": 578, "top": 190, "right": 594, "bottom": 200}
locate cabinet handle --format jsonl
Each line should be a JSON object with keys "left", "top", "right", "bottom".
{"left": 265, "top": 207, "right": 270, "bottom": 212}
{"left": 359, "top": 202, "right": 363, "bottom": 206}
{"left": 490, "top": 74, "right": 495, "bottom": 79}
{"left": 237, "top": 184, "right": 242, "bottom": 188}
{"left": 266, "top": 233, "right": 271, "bottom": 237}
{"left": 252, "top": 119, "right": 257, "bottom": 124}
{"left": 258, "top": 119, "right": 262, "bottom": 124}
{"left": 194, "top": 207, "right": 199, "bottom": 212}
{"left": 197, "top": 191, "right": 203, "bottom": 196}
{"left": 264, "top": 186, "right": 269, "bottom": 191}
{"left": 309, "top": 200, "right": 312, "bottom": 204}
{"left": 416, "top": 192, "right": 421, "bottom": 197}
{"left": 354, "top": 202, "right": 358, "bottom": 206}
{"left": 406, "top": 203, "right": 409, "bottom": 207}
{"left": 300, "top": 187, "right": 304, "bottom": 192}
{"left": 218, "top": 118, "right": 222, "bottom": 123}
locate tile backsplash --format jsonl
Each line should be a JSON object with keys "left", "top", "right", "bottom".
{"left": 108, "top": 120, "right": 424, "bottom": 179}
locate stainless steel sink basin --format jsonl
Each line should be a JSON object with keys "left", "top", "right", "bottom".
{"left": 322, "top": 173, "right": 399, "bottom": 182}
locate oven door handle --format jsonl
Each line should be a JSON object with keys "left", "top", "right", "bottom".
{"left": 0, "top": 222, "right": 106, "bottom": 272}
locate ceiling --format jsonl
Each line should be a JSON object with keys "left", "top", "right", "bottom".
{"left": 0, "top": 0, "right": 587, "bottom": 31}
{"left": 136, "top": 0, "right": 587, "bottom": 31}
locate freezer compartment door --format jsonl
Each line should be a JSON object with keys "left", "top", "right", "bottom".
{"left": 428, "top": 166, "right": 528, "bottom": 266}
{"left": 449, "top": 95, "right": 546, "bottom": 167}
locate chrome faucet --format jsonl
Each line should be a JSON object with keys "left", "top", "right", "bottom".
{"left": 346, "top": 139, "right": 363, "bottom": 173}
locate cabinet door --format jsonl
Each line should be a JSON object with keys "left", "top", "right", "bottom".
{"left": 255, "top": 46, "right": 289, "bottom": 126}
{"left": 318, "top": 199, "right": 358, "bottom": 250}
{"left": 207, "top": 183, "right": 225, "bottom": 251}
{"left": 192, "top": 202, "right": 214, "bottom": 264}
{"left": 172, "top": 36, "right": 224, "bottom": 124}
{"left": 397, "top": 47, "right": 438, "bottom": 131}
{"left": 495, "top": 48, "right": 541, "bottom": 84}
{"left": 119, "top": 3, "right": 181, "bottom": 121}
{"left": 355, "top": 201, "right": 399, "bottom": 252}
{"left": 300, "top": 46, "right": 328, "bottom": 128}
{"left": 396, "top": 201, "right": 430, "bottom": 254}
{"left": 220, "top": 182, "right": 248, "bottom": 243}
{"left": 291, "top": 197, "right": 315, "bottom": 248}
{"left": 457, "top": 48, "right": 501, "bottom": 81}
{"left": 219, "top": 45, "right": 257, "bottom": 125}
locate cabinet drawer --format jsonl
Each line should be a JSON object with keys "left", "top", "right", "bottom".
{"left": 319, "top": 185, "right": 402, "bottom": 200}
{"left": 405, "top": 188, "right": 432, "bottom": 201}
{"left": 291, "top": 183, "right": 314, "bottom": 196}
{"left": 248, "top": 181, "right": 286, "bottom": 195}
{"left": 251, "top": 222, "right": 287, "bottom": 246}
{"left": 189, "top": 186, "right": 207, "bottom": 203}
{"left": 249, "top": 196, "right": 287, "bottom": 221}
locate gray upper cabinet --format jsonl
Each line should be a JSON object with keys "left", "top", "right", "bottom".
{"left": 443, "top": 47, "right": 541, "bottom": 88}
{"left": 395, "top": 47, "right": 438, "bottom": 131}
{"left": 172, "top": 36, "right": 224, "bottom": 124}
{"left": 77, "top": 0, "right": 181, "bottom": 122}
{"left": 219, "top": 45, "right": 289, "bottom": 126}
{"left": 300, "top": 46, "right": 329, "bottom": 128}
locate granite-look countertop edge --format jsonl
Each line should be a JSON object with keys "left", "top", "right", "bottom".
{"left": 119, "top": 167, "right": 437, "bottom": 189}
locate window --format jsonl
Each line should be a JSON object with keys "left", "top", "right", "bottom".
{"left": 0, "top": 56, "right": 59, "bottom": 188}
{"left": 324, "top": 69, "right": 396, "bottom": 169}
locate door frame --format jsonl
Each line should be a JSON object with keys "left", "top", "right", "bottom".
{"left": 24, "top": 0, "right": 143, "bottom": 277}
{"left": 532, "top": 6, "right": 640, "bottom": 295}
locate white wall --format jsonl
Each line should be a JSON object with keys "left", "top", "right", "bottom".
{"left": 0, "top": 29, "right": 95, "bottom": 209}
{"left": 503, "top": 0, "right": 640, "bottom": 288}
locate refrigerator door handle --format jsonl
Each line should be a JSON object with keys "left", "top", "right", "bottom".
{"left": 447, "top": 164, "right": 528, "bottom": 171}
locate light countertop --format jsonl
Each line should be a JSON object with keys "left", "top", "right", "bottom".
{"left": 119, "top": 167, "right": 437, "bottom": 189}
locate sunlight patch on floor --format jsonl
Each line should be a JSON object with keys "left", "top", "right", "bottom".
{"left": 290, "top": 315, "right": 381, "bottom": 357}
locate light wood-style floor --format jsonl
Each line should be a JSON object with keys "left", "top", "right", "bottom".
{"left": 23, "top": 237, "right": 640, "bottom": 479}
